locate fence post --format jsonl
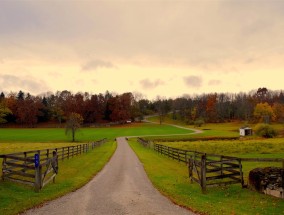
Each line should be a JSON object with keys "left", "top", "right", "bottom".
{"left": 34, "top": 152, "right": 42, "bottom": 192}
{"left": 2, "top": 156, "right": 6, "bottom": 181}
{"left": 46, "top": 149, "right": 49, "bottom": 160}
{"left": 201, "top": 154, "right": 207, "bottom": 193}
{"left": 23, "top": 152, "right": 27, "bottom": 173}
{"left": 52, "top": 151, "right": 58, "bottom": 183}
{"left": 188, "top": 155, "right": 193, "bottom": 183}
{"left": 220, "top": 156, "right": 223, "bottom": 178}
{"left": 68, "top": 147, "right": 70, "bottom": 159}
{"left": 238, "top": 158, "right": 244, "bottom": 188}
{"left": 62, "top": 147, "right": 64, "bottom": 161}
{"left": 167, "top": 147, "right": 170, "bottom": 158}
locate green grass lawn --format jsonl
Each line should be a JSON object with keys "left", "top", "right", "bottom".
{"left": 0, "top": 123, "right": 192, "bottom": 214}
{"left": 130, "top": 140, "right": 284, "bottom": 215}
{"left": 0, "top": 123, "right": 191, "bottom": 145}
{"left": 1, "top": 121, "right": 284, "bottom": 215}
{"left": 0, "top": 141, "right": 116, "bottom": 215}
{"left": 147, "top": 115, "right": 284, "bottom": 139}
{"left": 156, "top": 138, "right": 284, "bottom": 183}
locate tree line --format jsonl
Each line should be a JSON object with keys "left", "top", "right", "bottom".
{"left": 0, "top": 87, "right": 284, "bottom": 127}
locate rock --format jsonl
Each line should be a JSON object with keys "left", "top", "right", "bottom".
{"left": 248, "top": 167, "right": 284, "bottom": 198}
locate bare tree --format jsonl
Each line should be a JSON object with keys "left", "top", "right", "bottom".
{"left": 65, "top": 112, "right": 83, "bottom": 142}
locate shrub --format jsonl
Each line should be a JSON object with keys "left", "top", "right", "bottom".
{"left": 194, "top": 118, "right": 205, "bottom": 127}
{"left": 254, "top": 123, "right": 278, "bottom": 138}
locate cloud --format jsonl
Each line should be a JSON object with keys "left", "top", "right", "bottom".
{"left": 0, "top": 74, "right": 50, "bottom": 94}
{"left": 183, "top": 76, "right": 202, "bottom": 88}
{"left": 140, "top": 79, "right": 164, "bottom": 90}
{"left": 0, "top": 1, "right": 284, "bottom": 74}
{"left": 81, "top": 59, "right": 116, "bottom": 71}
{"left": 208, "top": 80, "right": 221, "bottom": 86}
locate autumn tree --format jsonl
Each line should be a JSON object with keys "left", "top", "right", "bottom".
{"left": 253, "top": 102, "right": 275, "bottom": 123}
{"left": 272, "top": 103, "right": 284, "bottom": 122}
{"left": 65, "top": 112, "right": 83, "bottom": 142}
{"left": 206, "top": 93, "right": 217, "bottom": 122}
{"left": 255, "top": 87, "right": 268, "bottom": 102}
{"left": 0, "top": 100, "right": 12, "bottom": 124}
{"left": 83, "top": 94, "right": 105, "bottom": 123}
{"left": 155, "top": 96, "right": 169, "bottom": 125}
{"left": 16, "top": 95, "right": 43, "bottom": 127}
{"left": 108, "top": 93, "right": 133, "bottom": 122}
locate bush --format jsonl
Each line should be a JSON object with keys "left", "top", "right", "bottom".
{"left": 254, "top": 123, "right": 278, "bottom": 138}
{"left": 194, "top": 118, "right": 205, "bottom": 127}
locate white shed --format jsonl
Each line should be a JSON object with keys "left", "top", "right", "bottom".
{"left": 240, "top": 127, "right": 253, "bottom": 136}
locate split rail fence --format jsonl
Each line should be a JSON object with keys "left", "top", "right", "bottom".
{"left": 0, "top": 138, "right": 107, "bottom": 191}
{"left": 138, "top": 138, "right": 284, "bottom": 192}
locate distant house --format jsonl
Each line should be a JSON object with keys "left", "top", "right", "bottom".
{"left": 240, "top": 127, "right": 253, "bottom": 136}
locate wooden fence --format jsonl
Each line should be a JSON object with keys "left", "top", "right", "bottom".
{"left": 0, "top": 138, "right": 107, "bottom": 191}
{"left": 137, "top": 137, "right": 151, "bottom": 148}
{"left": 150, "top": 140, "right": 284, "bottom": 192}
{"left": 188, "top": 153, "right": 243, "bottom": 192}
{"left": 154, "top": 143, "right": 189, "bottom": 163}
{"left": 151, "top": 141, "right": 244, "bottom": 192}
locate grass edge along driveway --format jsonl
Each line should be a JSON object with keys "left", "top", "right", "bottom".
{"left": 0, "top": 141, "right": 116, "bottom": 215}
{"left": 129, "top": 140, "right": 284, "bottom": 215}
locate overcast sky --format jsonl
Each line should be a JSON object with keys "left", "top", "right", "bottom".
{"left": 1, "top": 0, "right": 284, "bottom": 99}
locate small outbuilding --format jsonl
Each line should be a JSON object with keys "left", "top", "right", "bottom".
{"left": 240, "top": 127, "right": 253, "bottom": 136}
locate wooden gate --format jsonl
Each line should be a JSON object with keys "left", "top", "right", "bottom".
{"left": 188, "top": 152, "right": 244, "bottom": 192}
{"left": 37, "top": 152, "right": 58, "bottom": 190}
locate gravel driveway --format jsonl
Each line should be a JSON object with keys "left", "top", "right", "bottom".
{"left": 23, "top": 137, "right": 193, "bottom": 215}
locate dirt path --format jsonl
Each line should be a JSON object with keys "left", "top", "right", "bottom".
{"left": 23, "top": 137, "right": 193, "bottom": 215}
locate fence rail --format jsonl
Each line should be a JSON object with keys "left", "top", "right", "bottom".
{"left": 1, "top": 138, "right": 107, "bottom": 191}
{"left": 137, "top": 138, "right": 284, "bottom": 192}
{"left": 137, "top": 137, "right": 151, "bottom": 148}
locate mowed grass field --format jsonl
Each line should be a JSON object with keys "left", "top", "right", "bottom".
{"left": 156, "top": 138, "right": 284, "bottom": 182}
{"left": 0, "top": 123, "right": 191, "bottom": 146}
{"left": 0, "top": 141, "right": 116, "bottom": 215}
{"left": 130, "top": 140, "right": 284, "bottom": 215}
{"left": 0, "top": 123, "right": 192, "bottom": 215}
{"left": 147, "top": 115, "right": 284, "bottom": 139}
{"left": 1, "top": 120, "right": 284, "bottom": 214}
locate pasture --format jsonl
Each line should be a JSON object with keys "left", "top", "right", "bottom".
{"left": 0, "top": 123, "right": 192, "bottom": 214}
{"left": 0, "top": 141, "right": 116, "bottom": 215}
{"left": 1, "top": 121, "right": 284, "bottom": 215}
{"left": 0, "top": 123, "right": 191, "bottom": 146}
{"left": 153, "top": 138, "right": 284, "bottom": 182}
{"left": 130, "top": 140, "right": 284, "bottom": 215}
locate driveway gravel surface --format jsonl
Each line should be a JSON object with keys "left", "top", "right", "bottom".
{"left": 23, "top": 137, "right": 193, "bottom": 215}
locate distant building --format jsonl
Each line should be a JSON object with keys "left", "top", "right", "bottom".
{"left": 240, "top": 127, "right": 253, "bottom": 136}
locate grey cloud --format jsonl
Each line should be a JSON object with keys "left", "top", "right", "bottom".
{"left": 208, "top": 80, "right": 221, "bottom": 86}
{"left": 82, "top": 60, "right": 116, "bottom": 71}
{"left": 1, "top": 1, "right": 284, "bottom": 72}
{"left": 140, "top": 79, "right": 164, "bottom": 90}
{"left": 183, "top": 76, "right": 202, "bottom": 88}
{"left": 0, "top": 1, "right": 41, "bottom": 35}
{"left": 0, "top": 74, "right": 50, "bottom": 94}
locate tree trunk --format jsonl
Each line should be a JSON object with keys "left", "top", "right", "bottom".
{"left": 72, "top": 128, "right": 75, "bottom": 142}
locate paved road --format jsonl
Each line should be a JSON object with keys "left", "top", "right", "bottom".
{"left": 23, "top": 137, "right": 193, "bottom": 215}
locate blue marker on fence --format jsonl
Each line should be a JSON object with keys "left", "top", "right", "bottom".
{"left": 35, "top": 154, "right": 40, "bottom": 168}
